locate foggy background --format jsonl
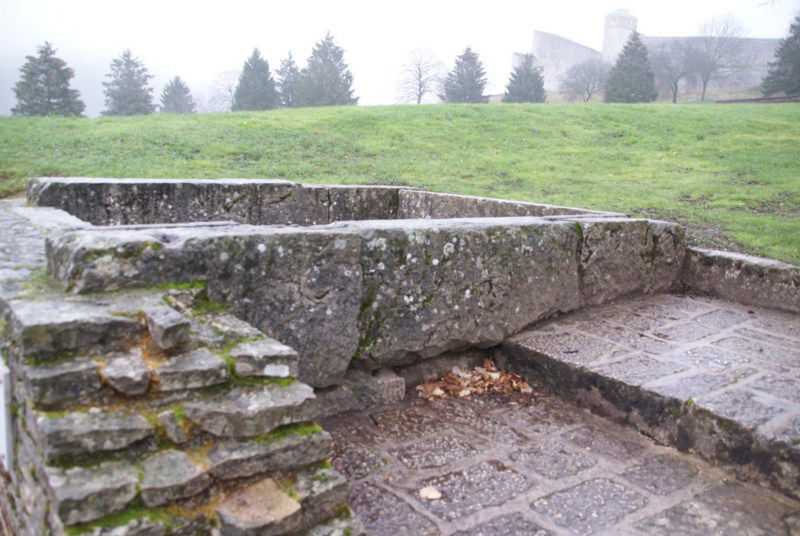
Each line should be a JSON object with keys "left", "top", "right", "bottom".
{"left": 1, "top": 0, "right": 797, "bottom": 116}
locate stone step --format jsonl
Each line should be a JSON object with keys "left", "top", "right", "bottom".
{"left": 46, "top": 462, "right": 139, "bottom": 526}
{"left": 9, "top": 299, "right": 143, "bottom": 361}
{"left": 216, "top": 465, "right": 349, "bottom": 535}
{"left": 501, "top": 292, "right": 800, "bottom": 500}
{"left": 208, "top": 426, "right": 333, "bottom": 480}
{"left": 39, "top": 410, "right": 154, "bottom": 463}
{"left": 228, "top": 337, "right": 300, "bottom": 379}
{"left": 184, "top": 383, "right": 318, "bottom": 439}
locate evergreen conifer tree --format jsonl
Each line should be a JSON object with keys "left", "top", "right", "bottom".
{"left": 12, "top": 42, "right": 85, "bottom": 116}
{"left": 102, "top": 50, "right": 156, "bottom": 115}
{"left": 232, "top": 49, "right": 278, "bottom": 111}
{"left": 295, "top": 33, "right": 358, "bottom": 107}
{"left": 440, "top": 47, "right": 487, "bottom": 103}
{"left": 159, "top": 76, "right": 195, "bottom": 114}
{"left": 604, "top": 32, "right": 658, "bottom": 103}
{"left": 762, "top": 15, "right": 800, "bottom": 96}
{"left": 502, "top": 54, "right": 546, "bottom": 103}
{"left": 276, "top": 53, "right": 301, "bottom": 108}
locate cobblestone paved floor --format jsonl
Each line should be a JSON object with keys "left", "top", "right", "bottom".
{"left": 321, "top": 392, "right": 800, "bottom": 535}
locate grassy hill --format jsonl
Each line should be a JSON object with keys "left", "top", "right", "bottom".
{"left": 0, "top": 103, "right": 798, "bottom": 264}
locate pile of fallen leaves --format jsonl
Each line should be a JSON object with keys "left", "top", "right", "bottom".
{"left": 416, "top": 360, "right": 535, "bottom": 401}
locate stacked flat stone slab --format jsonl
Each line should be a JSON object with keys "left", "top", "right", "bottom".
{"left": 503, "top": 293, "right": 800, "bottom": 500}
{"left": 0, "top": 201, "right": 360, "bottom": 535}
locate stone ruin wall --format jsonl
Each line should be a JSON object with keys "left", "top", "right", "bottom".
{"left": 0, "top": 177, "right": 797, "bottom": 535}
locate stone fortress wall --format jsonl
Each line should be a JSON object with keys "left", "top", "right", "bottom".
{"left": 514, "top": 9, "right": 781, "bottom": 92}
{"left": 0, "top": 177, "right": 798, "bottom": 534}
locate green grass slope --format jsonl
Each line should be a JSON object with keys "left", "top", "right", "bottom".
{"left": 0, "top": 103, "right": 798, "bottom": 263}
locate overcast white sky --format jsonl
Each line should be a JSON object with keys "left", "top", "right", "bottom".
{"left": 1, "top": 0, "right": 797, "bottom": 116}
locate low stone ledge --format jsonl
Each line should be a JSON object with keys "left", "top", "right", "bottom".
{"left": 25, "top": 358, "right": 101, "bottom": 407}
{"left": 140, "top": 449, "right": 210, "bottom": 507}
{"left": 184, "top": 383, "right": 318, "bottom": 438}
{"left": 208, "top": 429, "right": 333, "bottom": 480}
{"left": 397, "top": 189, "right": 615, "bottom": 219}
{"left": 39, "top": 411, "right": 154, "bottom": 462}
{"left": 46, "top": 462, "right": 139, "bottom": 525}
{"left": 9, "top": 299, "right": 143, "bottom": 360}
{"left": 682, "top": 247, "right": 800, "bottom": 313}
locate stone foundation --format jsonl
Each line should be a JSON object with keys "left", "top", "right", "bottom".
{"left": 1, "top": 177, "right": 798, "bottom": 533}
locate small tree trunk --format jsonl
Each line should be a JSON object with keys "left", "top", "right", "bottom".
{"left": 701, "top": 79, "right": 709, "bottom": 101}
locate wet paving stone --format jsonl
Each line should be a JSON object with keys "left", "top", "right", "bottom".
{"left": 636, "top": 482, "right": 798, "bottom": 535}
{"left": 749, "top": 313, "right": 800, "bottom": 340}
{"left": 411, "top": 460, "right": 536, "bottom": 521}
{"left": 694, "top": 309, "right": 751, "bottom": 330}
{"left": 349, "top": 481, "right": 439, "bottom": 535}
{"left": 389, "top": 433, "right": 479, "bottom": 470}
{"left": 747, "top": 374, "right": 800, "bottom": 404}
{"left": 734, "top": 327, "right": 798, "bottom": 349}
{"left": 331, "top": 439, "right": 388, "bottom": 480}
{"left": 453, "top": 512, "right": 550, "bottom": 536}
{"left": 514, "top": 332, "right": 614, "bottom": 365}
{"left": 427, "top": 399, "right": 530, "bottom": 446}
{"left": 699, "top": 389, "right": 785, "bottom": 429}
{"left": 567, "top": 425, "right": 646, "bottom": 461}
{"left": 532, "top": 478, "right": 647, "bottom": 534}
{"left": 497, "top": 396, "right": 582, "bottom": 437}
{"left": 370, "top": 401, "right": 444, "bottom": 442}
{"left": 508, "top": 441, "right": 597, "bottom": 479}
{"left": 605, "top": 311, "right": 668, "bottom": 331}
{"left": 647, "top": 373, "right": 735, "bottom": 400}
{"left": 713, "top": 336, "right": 800, "bottom": 367}
{"left": 590, "top": 354, "right": 686, "bottom": 386}
{"left": 620, "top": 454, "right": 698, "bottom": 495}
{"left": 600, "top": 327, "right": 676, "bottom": 354}
{"left": 652, "top": 322, "right": 716, "bottom": 343}
{"left": 667, "top": 345, "right": 751, "bottom": 371}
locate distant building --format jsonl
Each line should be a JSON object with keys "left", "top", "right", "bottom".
{"left": 513, "top": 9, "right": 780, "bottom": 94}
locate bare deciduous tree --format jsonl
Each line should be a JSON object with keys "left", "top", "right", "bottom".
{"left": 651, "top": 40, "right": 698, "bottom": 103}
{"left": 207, "top": 70, "right": 240, "bottom": 112}
{"left": 559, "top": 58, "right": 609, "bottom": 102}
{"left": 695, "top": 15, "right": 748, "bottom": 100}
{"left": 396, "top": 50, "right": 443, "bottom": 104}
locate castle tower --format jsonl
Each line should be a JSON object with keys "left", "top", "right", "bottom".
{"left": 602, "top": 9, "right": 637, "bottom": 63}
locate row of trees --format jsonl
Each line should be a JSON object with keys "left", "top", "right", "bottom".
{"left": 11, "top": 14, "right": 800, "bottom": 115}
{"left": 12, "top": 33, "right": 357, "bottom": 116}
{"left": 400, "top": 48, "right": 545, "bottom": 104}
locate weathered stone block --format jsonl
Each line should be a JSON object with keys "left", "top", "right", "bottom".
{"left": 206, "top": 229, "right": 363, "bottom": 388}
{"left": 208, "top": 430, "right": 332, "bottom": 480}
{"left": 682, "top": 247, "right": 800, "bottom": 313}
{"left": 576, "top": 218, "right": 653, "bottom": 304}
{"left": 101, "top": 349, "right": 151, "bottom": 396}
{"left": 26, "top": 358, "right": 101, "bottom": 407}
{"left": 157, "top": 410, "right": 188, "bottom": 444}
{"left": 314, "top": 368, "right": 405, "bottom": 418}
{"left": 46, "top": 462, "right": 138, "bottom": 525}
{"left": 229, "top": 338, "right": 299, "bottom": 378}
{"left": 10, "top": 299, "right": 142, "bottom": 359}
{"left": 40, "top": 411, "right": 153, "bottom": 461}
{"left": 155, "top": 348, "right": 229, "bottom": 391}
{"left": 140, "top": 449, "right": 210, "bottom": 507}
{"left": 37, "top": 410, "right": 153, "bottom": 461}
{"left": 352, "top": 218, "right": 581, "bottom": 370}
{"left": 216, "top": 477, "right": 301, "bottom": 536}
{"left": 145, "top": 305, "right": 190, "bottom": 352}
{"left": 184, "top": 383, "right": 317, "bottom": 438}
